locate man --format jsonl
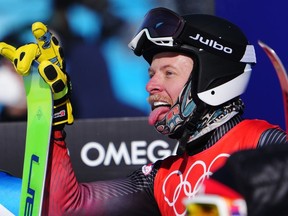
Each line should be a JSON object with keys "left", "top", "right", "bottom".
{"left": 0, "top": 7, "right": 287, "bottom": 216}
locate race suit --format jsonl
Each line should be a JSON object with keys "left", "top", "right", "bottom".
{"left": 42, "top": 118, "right": 286, "bottom": 216}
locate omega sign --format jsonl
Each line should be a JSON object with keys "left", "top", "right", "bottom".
{"left": 81, "top": 140, "right": 178, "bottom": 167}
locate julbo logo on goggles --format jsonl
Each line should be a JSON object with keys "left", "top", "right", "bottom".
{"left": 128, "top": 7, "right": 256, "bottom": 64}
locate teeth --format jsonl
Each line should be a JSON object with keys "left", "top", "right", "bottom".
{"left": 154, "top": 101, "right": 168, "bottom": 106}
{"left": 153, "top": 101, "right": 170, "bottom": 109}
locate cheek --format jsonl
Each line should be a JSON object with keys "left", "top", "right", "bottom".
{"left": 168, "top": 74, "right": 190, "bottom": 104}
{"left": 169, "top": 84, "right": 184, "bottom": 104}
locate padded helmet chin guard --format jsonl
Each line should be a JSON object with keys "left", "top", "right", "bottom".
{"left": 128, "top": 7, "right": 256, "bottom": 106}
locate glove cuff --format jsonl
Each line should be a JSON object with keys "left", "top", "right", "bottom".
{"left": 53, "top": 99, "right": 74, "bottom": 127}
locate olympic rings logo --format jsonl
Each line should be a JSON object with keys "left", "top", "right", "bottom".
{"left": 162, "top": 153, "right": 230, "bottom": 216}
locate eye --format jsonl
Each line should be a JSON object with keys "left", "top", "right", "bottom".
{"left": 165, "top": 70, "right": 175, "bottom": 77}
{"left": 148, "top": 67, "right": 159, "bottom": 79}
{"left": 148, "top": 70, "right": 155, "bottom": 78}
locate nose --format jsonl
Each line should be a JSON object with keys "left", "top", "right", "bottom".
{"left": 146, "top": 74, "right": 163, "bottom": 94}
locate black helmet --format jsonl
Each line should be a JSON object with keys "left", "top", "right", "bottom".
{"left": 128, "top": 7, "right": 256, "bottom": 107}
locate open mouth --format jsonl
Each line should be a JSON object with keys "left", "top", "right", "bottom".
{"left": 149, "top": 101, "right": 172, "bottom": 125}
{"left": 152, "top": 101, "right": 171, "bottom": 110}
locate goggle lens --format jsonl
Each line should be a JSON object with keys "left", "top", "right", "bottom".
{"left": 187, "top": 203, "right": 220, "bottom": 216}
{"left": 138, "top": 8, "right": 183, "bottom": 38}
{"left": 128, "top": 8, "right": 185, "bottom": 54}
{"left": 184, "top": 195, "right": 247, "bottom": 216}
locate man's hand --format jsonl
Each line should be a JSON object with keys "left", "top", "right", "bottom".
{"left": 0, "top": 22, "right": 74, "bottom": 128}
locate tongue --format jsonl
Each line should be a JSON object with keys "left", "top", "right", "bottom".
{"left": 148, "top": 106, "right": 170, "bottom": 125}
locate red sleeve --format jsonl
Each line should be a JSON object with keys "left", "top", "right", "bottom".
{"left": 42, "top": 130, "right": 161, "bottom": 216}
{"left": 42, "top": 130, "right": 81, "bottom": 215}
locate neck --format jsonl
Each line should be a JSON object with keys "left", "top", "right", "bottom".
{"left": 186, "top": 115, "right": 243, "bottom": 155}
{"left": 176, "top": 99, "right": 244, "bottom": 155}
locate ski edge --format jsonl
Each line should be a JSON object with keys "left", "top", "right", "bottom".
{"left": 258, "top": 40, "right": 288, "bottom": 92}
{"left": 258, "top": 40, "right": 288, "bottom": 132}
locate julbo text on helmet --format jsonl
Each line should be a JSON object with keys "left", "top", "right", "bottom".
{"left": 128, "top": 7, "right": 256, "bottom": 107}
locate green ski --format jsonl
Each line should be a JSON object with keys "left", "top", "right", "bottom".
{"left": 19, "top": 61, "right": 53, "bottom": 216}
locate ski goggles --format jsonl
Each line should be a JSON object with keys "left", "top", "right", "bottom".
{"left": 128, "top": 7, "right": 256, "bottom": 63}
{"left": 184, "top": 195, "right": 247, "bottom": 216}
{"left": 128, "top": 7, "right": 185, "bottom": 55}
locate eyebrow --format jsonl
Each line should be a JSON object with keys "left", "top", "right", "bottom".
{"left": 148, "top": 64, "right": 177, "bottom": 73}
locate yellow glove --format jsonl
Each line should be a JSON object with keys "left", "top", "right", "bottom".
{"left": 0, "top": 22, "right": 74, "bottom": 128}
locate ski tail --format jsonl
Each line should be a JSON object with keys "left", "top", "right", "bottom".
{"left": 258, "top": 40, "right": 288, "bottom": 133}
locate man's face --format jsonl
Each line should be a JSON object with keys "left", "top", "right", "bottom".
{"left": 146, "top": 52, "right": 193, "bottom": 125}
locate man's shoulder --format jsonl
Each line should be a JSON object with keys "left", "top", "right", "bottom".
{"left": 235, "top": 119, "right": 279, "bottom": 131}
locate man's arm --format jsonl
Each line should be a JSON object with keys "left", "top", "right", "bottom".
{"left": 0, "top": 22, "right": 161, "bottom": 216}
{"left": 43, "top": 130, "right": 161, "bottom": 216}
{"left": 257, "top": 128, "right": 287, "bottom": 147}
